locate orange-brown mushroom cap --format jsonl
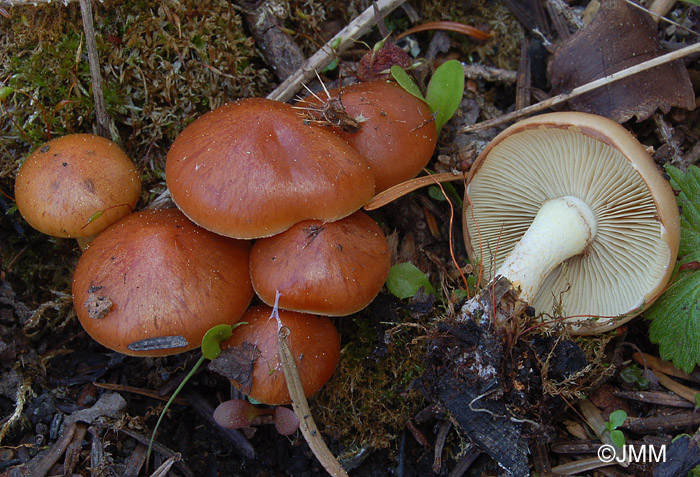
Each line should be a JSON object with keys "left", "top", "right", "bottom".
{"left": 72, "top": 208, "right": 254, "bottom": 357}
{"left": 15, "top": 134, "right": 141, "bottom": 238}
{"left": 250, "top": 211, "right": 391, "bottom": 316}
{"left": 297, "top": 80, "right": 437, "bottom": 192}
{"left": 165, "top": 97, "right": 375, "bottom": 239}
{"left": 220, "top": 305, "right": 340, "bottom": 405}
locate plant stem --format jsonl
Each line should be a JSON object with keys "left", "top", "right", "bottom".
{"left": 78, "top": 0, "right": 111, "bottom": 138}
{"left": 146, "top": 355, "right": 206, "bottom": 471}
{"left": 278, "top": 326, "right": 348, "bottom": 477}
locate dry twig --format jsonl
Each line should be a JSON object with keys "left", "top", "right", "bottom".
{"left": 460, "top": 41, "right": 700, "bottom": 133}
{"left": 266, "top": 0, "right": 408, "bottom": 102}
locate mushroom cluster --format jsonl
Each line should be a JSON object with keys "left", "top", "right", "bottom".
{"left": 16, "top": 78, "right": 434, "bottom": 408}
{"left": 463, "top": 112, "right": 680, "bottom": 333}
{"left": 161, "top": 92, "right": 407, "bottom": 404}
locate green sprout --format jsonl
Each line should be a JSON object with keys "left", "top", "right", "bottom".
{"left": 391, "top": 59, "right": 465, "bottom": 134}
{"left": 146, "top": 323, "right": 243, "bottom": 466}
{"left": 604, "top": 409, "right": 627, "bottom": 448}
{"left": 386, "top": 262, "right": 435, "bottom": 299}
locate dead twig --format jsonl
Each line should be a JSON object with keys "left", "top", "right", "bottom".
{"left": 278, "top": 320, "right": 348, "bottom": 476}
{"left": 78, "top": 0, "right": 112, "bottom": 139}
{"left": 613, "top": 390, "right": 695, "bottom": 408}
{"left": 266, "top": 0, "right": 408, "bottom": 103}
{"left": 460, "top": 41, "right": 700, "bottom": 133}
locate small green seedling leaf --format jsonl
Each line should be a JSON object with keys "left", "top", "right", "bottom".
{"left": 386, "top": 262, "right": 435, "bottom": 299}
{"left": 647, "top": 165, "right": 700, "bottom": 372}
{"left": 425, "top": 59, "right": 465, "bottom": 134}
{"left": 610, "top": 429, "right": 626, "bottom": 448}
{"left": 390, "top": 65, "right": 425, "bottom": 102}
{"left": 619, "top": 364, "right": 649, "bottom": 390}
{"left": 201, "top": 323, "right": 234, "bottom": 359}
{"left": 604, "top": 410, "right": 627, "bottom": 448}
{"left": 608, "top": 409, "right": 627, "bottom": 429}
{"left": 428, "top": 185, "right": 447, "bottom": 201}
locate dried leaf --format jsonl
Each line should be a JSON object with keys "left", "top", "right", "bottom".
{"left": 208, "top": 342, "right": 260, "bottom": 393}
{"left": 548, "top": 0, "right": 694, "bottom": 122}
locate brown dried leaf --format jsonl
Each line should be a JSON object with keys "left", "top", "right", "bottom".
{"left": 548, "top": 0, "right": 695, "bottom": 122}
{"left": 208, "top": 342, "right": 260, "bottom": 393}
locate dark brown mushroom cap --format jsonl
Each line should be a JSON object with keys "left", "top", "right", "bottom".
{"left": 72, "top": 208, "right": 254, "bottom": 356}
{"left": 165, "top": 97, "right": 375, "bottom": 239}
{"left": 250, "top": 211, "right": 391, "bottom": 316}
{"left": 297, "top": 80, "right": 437, "bottom": 192}
{"left": 221, "top": 305, "right": 340, "bottom": 405}
{"left": 14, "top": 134, "right": 141, "bottom": 238}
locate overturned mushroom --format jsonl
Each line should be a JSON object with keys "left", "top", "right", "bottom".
{"left": 463, "top": 112, "right": 680, "bottom": 333}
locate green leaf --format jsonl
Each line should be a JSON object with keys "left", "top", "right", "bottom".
{"left": 610, "top": 429, "right": 626, "bottom": 448}
{"left": 0, "top": 87, "right": 13, "bottom": 101}
{"left": 428, "top": 185, "right": 447, "bottom": 201}
{"left": 390, "top": 65, "right": 425, "bottom": 102}
{"left": 425, "top": 59, "right": 465, "bottom": 134}
{"left": 647, "top": 165, "right": 700, "bottom": 372}
{"left": 608, "top": 409, "right": 627, "bottom": 429}
{"left": 201, "top": 323, "right": 234, "bottom": 359}
{"left": 386, "top": 262, "right": 435, "bottom": 299}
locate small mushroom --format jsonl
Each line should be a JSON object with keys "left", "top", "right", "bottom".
{"left": 297, "top": 80, "right": 437, "bottom": 192}
{"left": 219, "top": 305, "right": 340, "bottom": 405}
{"left": 72, "top": 208, "right": 254, "bottom": 356}
{"left": 14, "top": 134, "right": 141, "bottom": 249}
{"left": 212, "top": 399, "right": 299, "bottom": 436}
{"left": 250, "top": 211, "right": 391, "bottom": 316}
{"left": 165, "top": 97, "right": 375, "bottom": 239}
{"left": 463, "top": 112, "right": 680, "bottom": 333}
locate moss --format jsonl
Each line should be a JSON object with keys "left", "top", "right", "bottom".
{"left": 415, "top": 0, "right": 525, "bottom": 70}
{"left": 0, "top": 0, "right": 280, "bottom": 335}
{"left": 312, "top": 309, "right": 428, "bottom": 451}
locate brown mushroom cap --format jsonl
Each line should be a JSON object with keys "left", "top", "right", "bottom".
{"left": 165, "top": 97, "right": 375, "bottom": 239}
{"left": 14, "top": 134, "right": 141, "bottom": 238}
{"left": 250, "top": 211, "right": 391, "bottom": 316}
{"left": 72, "top": 208, "right": 254, "bottom": 356}
{"left": 463, "top": 112, "right": 680, "bottom": 333}
{"left": 221, "top": 305, "right": 340, "bottom": 405}
{"left": 298, "top": 80, "right": 437, "bottom": 192}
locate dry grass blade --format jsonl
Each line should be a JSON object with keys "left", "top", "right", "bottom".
{"left": 633, "top": 352, "right": 700, "bottom": 383}
{"left": 278, "top": 326, "right": 348, "bottom": 477}
{"left": 364, "top": 172, "right": 466, "bottom": 210}
{"left": 148, "top": 453, "right": 182, "bottom": 477}
{"left": 394, "top": 21, "right": 493, "bottom": 41}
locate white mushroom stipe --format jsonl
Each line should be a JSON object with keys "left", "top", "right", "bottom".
{"left": 463, "top": 112, "right": 680, "bottom": 333}
{"left": 496, "top": 196, "right": 597, "bottom": 304}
